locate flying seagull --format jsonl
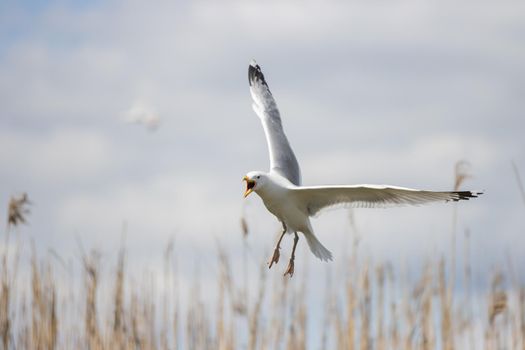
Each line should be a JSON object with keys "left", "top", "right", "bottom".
{"left": 242, "top": 60, "right": 481, "bottom": 277}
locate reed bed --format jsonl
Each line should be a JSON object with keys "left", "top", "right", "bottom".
{"left": 0, "top": 227, "right": 523, "bottom": 349}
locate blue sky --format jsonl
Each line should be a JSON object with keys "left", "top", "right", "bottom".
{"left": 1, "top": 0, "right": 524, "bottom": 343}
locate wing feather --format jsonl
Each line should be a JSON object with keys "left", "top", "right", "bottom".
{"left": 291, "top": 185, "right": 482, "bottom": 217}
{"left": 248, "top": 60, "right": 301, "bottom": 185}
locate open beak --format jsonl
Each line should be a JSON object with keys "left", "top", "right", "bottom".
{"left": 242, "top": 176, "right": 256, "bottom": 198}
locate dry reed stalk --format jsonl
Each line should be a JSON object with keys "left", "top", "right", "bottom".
{"left": 420, "top": 264, "right": 434, "bottom": 350}
{"left": 19, "top": 252, "right": 58, "bottom": 349}
{"left": 332, "top": 298, "right": 345, "bottom": 350}
{"left": 384, "top": 264, "right": 395, "bottom": 349}
{"left": 376, "top": 264, "right": 385, "bottom": 350}
{"left": 270, "top": 272, "right": 289, "bottom": 350}
{"left": 186, "top": 285, "right": 195, "bottom": 349}
{"left": 186, "top": 275, "right": 213, "bottom": 350}
{"left": 142, "top": 284, "right": 157, "bottom": 350}
{"left": 519, "top": 287, "right": 525, "bottom": 349}
{"left": 1, "top": 194, "right": 30, "bottom": 349}
{"left": 390, "top": 302, "right": 399, "bottom": 350}
{"left": 217, "top": 247, "right": 227, "bottom": 350}
{"left": 412, "top": 265, "right": 428, "bottom": 348}
{"left": 439, "top": 258, "right": 453, "bottom": 350}
{"left": 17, "top": 292, "right": 29, "bottom": 349}
{"left": 487, "top": 272, "right": 508, "bottom": 349}
{"left": 168, "top": 239, "right": 180, "bottom": 350}
{"left": 112, "top": 245, "right": 126, "bottom": 347}
{"left": 286, "top": 277, "right": 307, "bottom": 350}
{"left": 130, "top": 291, "right": 142, "bottom": 349}
{"left": 241, "top": 217, "right": 249, "bottom": 238}
{"left": 240, "top": 211, "right": 250, "bottom": 327}
{"left": 463, "top": 229, "right": 475, "bottom": 350}
{"left": 49, "top": 284, "right": 57, "bottom": 350}
{"left": 286, "top": 297, "right": 298, "bottom": 350}
{"left": 504, "top": 252, "right": 522, "bottom": 350}
{"left": 248, "top": 263, "right": 267, "bottom": 350}
{"left": 130, "top": 285, "right": 160, "bottom": 350}
{"left": 30, "top": 248, "right": 43, "bottom": 348}
{"left": 320, "top": 269, "right": 331, "bottom": 350}
{"left": 0, "top": 235, "right": 21, "bottom": 349}
{"left": 297, "top": 273, "right": 307, "bottom": 350}
{"left": 217, "top": 244, "right": 244, "bottom": 316}
{"left": 242, "top": 225, "right": 249, "bottom": 317}
{"left": 160, "top": 239, "right": 174, "bottom": 350}
{"left": 82, "top": 249, "right": 101, "bottom": 350}
{"left": 0, "top": 254, "right": 11, "bottom": 350}
{"left": 347, "top": 222, "right": 361, "bottom": 350}
{"left": 345, "top": 278, "right": 356, "bottom": 350}
{"left": 403, "top": 266, "right": 416, "bottom": 350}
{"left": 173, "top": 303, "right": 180, "bottom": 350}
{"left": 226, "top": 318, "right": 235, "bottom": 350}
{"left": 489, "top": 273, "right": 507, "bottom": 326}
{"left": 7, "top": 193, "right": 30, "bottom": 228}
{"left": 295, "top": 301, "right": 307, "bottom": 350}
{"left": 31, "top": 261, "right": 57, "bottom": 350}
{"left": 359, "top": 263, "right": 371, "bottom": 350}
{"left": 450, "top": 160, "right": 471, "bottom": 333}
{"left": 326, "top": 292, "right": 346, "bottom": 349}
{"left": 453, "top": 161, "right": 471, "bottom": 193}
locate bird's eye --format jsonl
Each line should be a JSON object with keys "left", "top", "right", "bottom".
{"left": 256, "top": 175, "right": 260, "bottom": 179}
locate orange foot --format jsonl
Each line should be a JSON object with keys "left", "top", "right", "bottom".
{"left": 268, "top": 247, "right": 280, "bottom": 269}
{"left": 283, "top": 259, "right": 295, "bottom": 277}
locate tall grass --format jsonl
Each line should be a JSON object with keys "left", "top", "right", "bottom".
{"left": 1, "top": 237, "right": 522, "bottom": 348}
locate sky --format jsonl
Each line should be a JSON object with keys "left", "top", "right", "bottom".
{"left": 1, "top": 0, "right": 525, "bottom": 341}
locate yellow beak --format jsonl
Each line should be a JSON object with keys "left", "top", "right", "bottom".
{"left": 242, "top": 176, "right": 256, "bottom": 198}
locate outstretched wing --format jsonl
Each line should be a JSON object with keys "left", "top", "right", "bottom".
{"left": 248, "top": 60, "right": 301, "bottom": 186}
{"left": 292, "top": 184, "right": 482, "bottom": 217}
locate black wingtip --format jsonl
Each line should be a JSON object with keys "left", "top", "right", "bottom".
{"left": 451, "top": 190, "right": 483, "bottom": 202}
{"left": 248, "top": 60, "right": 269, "bottom": 89}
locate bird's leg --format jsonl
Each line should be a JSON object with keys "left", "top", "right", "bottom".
{"left": 284, "top": 232, "right": 299, "bottom": 277}
{"left": 268, "top": 223, "right": 287, "bottom": 269}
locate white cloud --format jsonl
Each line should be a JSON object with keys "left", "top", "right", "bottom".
{"left": 55, "top": 171, "right": 242, "bottom": 244}
{"left": 301, "top": 133, "right": 499, "bottom": 188}
{"left": 0, "top": 128, "right": 113, "bottom": 184}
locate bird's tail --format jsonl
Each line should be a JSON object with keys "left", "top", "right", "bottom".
{"left": 303, "top": 231, "right": 333, "bottom": 262}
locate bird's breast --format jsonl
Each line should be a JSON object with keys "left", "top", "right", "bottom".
{"left": 257, "top": 189, "right": 310, "bottom": 233}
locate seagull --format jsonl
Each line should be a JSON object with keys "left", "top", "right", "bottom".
{"left": 242, "top": 60, "right": 481, "bottom": 277}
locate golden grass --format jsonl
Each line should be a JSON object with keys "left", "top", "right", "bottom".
{"left": 0, "top": 233, "right": 523, "bottom": 349}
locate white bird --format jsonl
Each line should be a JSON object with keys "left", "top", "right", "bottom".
{"left": 243, "top": 60, "right": 481, "bottom": 277}
{"left": 123, "top": 101, "right": 160, "bottom": 131}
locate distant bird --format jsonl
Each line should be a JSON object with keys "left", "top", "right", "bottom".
{"left": 123, "top": 101, "right": 160, "bottom": 131}
{"left": 242, "top": 60, "right": 482, "bottom": 277}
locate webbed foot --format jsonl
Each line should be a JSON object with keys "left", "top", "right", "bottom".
{"left": 268, "top": 247, "right": 280, "bottom": 268}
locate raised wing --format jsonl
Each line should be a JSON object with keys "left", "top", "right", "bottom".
{"left": 292, "top": 185, "right": 482, "bottom": 217}
{"left": 249, "top": 60, "right": 301, "bottom": 186}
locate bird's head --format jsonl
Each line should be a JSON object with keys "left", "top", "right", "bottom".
{"left": 242, "top": 171, "right": 267, "bottom": 197}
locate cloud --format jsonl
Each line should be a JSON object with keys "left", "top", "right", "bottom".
{"left": 55, "top": 171, "right": 243, "bottom": 245}
{"left": 301, "top": 133, "right": 498, "bottom": 189}
{"left": 0, "top": 128, "right": 113, "bottom": 185}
